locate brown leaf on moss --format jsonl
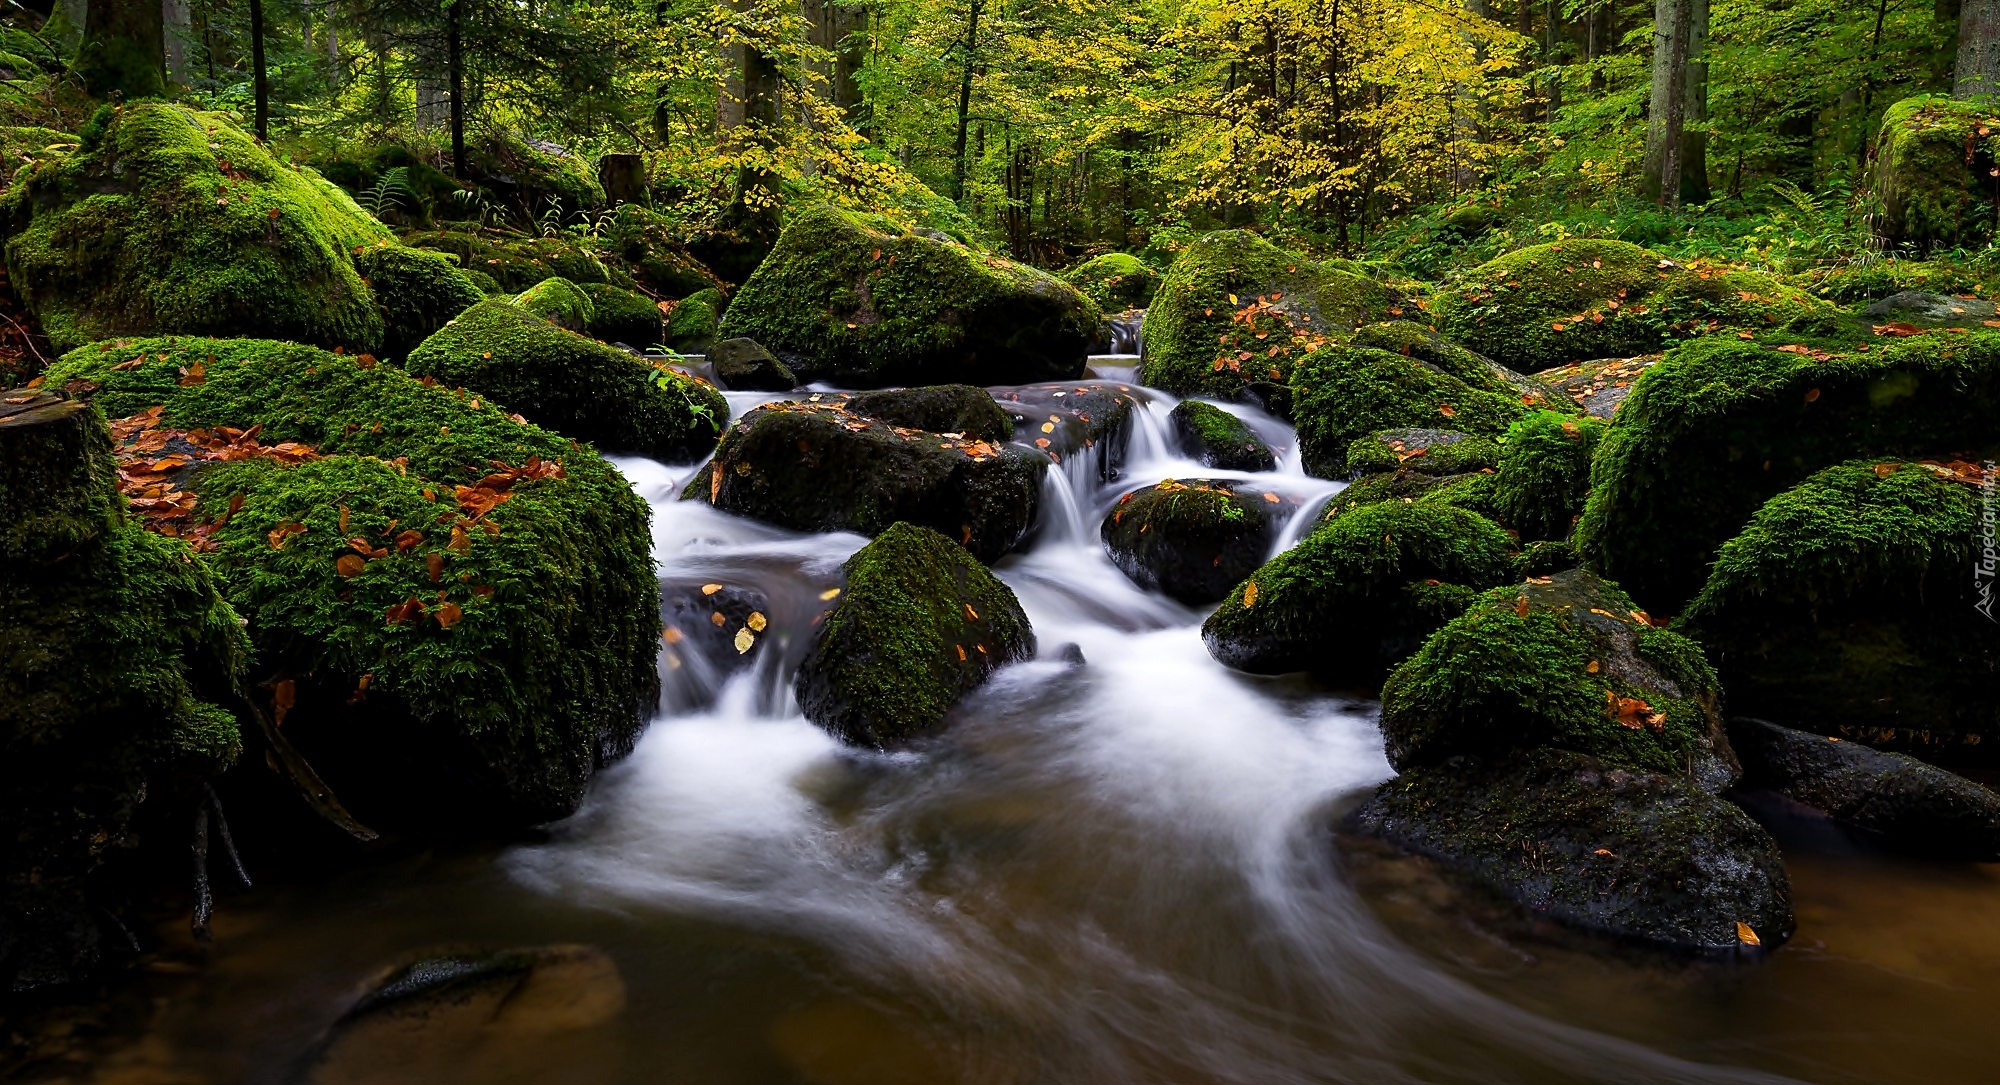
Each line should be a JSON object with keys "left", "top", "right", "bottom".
{"left": 336, "top": 554, "right": 365, "bottom": 577}
{"left": 434, "top": 601, "right": 463, "bottom": 629}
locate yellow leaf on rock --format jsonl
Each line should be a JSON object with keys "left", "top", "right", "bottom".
{"left": 1736, "top": 922, "right": 1761, "bottom": 946}
{"left": 747, "top": 611, "right": 767, "bottom": 632}
{"left": 734, "top": 627, "right": 756, "bottom": 654}
{"left": 1242, "top": 581, "right": 1258, "bottom": 608}
{"left": 819, "top": 587, "right": 842, "bottom": 601}
{"left": 701, "top": 583, "right": 723, "bottom": 595}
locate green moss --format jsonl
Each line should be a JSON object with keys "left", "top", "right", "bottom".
{"left": 578, "top": 282, "right": 664, "bottom": 348}
{"left": 1865, "top": 96, "right": 2000, "bottom": 251}
{"left": 40, "top": 336, "right": 661, "bottom": 821}
{"left": 1432, "top": 239, "right": 1838, "bottom": 372}
{"left": 1802, "top": 259, "right": 1982, "bottom": 303}
{"left": 1168, "top": 399, "right": 1276, "bottom": 471}
{"left": 0, "top": 126, "right": 74, "bottom": 189}
{"left": 664, "top": 287, "right": 725, "bottom": 353}
{"left": 1575, "top": 332, "right": 2000, "bottom": 613}
{"left": 1321, "top": 467, "right": 1501, "bottom": 523}
{"left": 406, "top": 300, "right": 724, "bottom": 463}
{"left": 1063, "top": 253, "right": 1161, "bottom": 311}
{"left": 1681, "top": 461, "right": 1997, "bottom": 749}
{"left": 1201, "top": 500, "right": 1516, "bottom": 682}
{"left": 355, "top": 243, "right": 487, "bottom": 358}
{"left": 600, "top": 205, "right": 727, "bottom": 297}
{"left": 1380, "top": 569, "right": 1724, "bottom": 780}
{"left": 1492, "top": 411, "right": 1606, "bottom": 541}
{"left": 1101, "top": 479, "right": 1279, "bottom": 604}
{"left": 402, "top": 229, "right": 612, "bottom": 292}
{"left": 795, "top": 522, "right": 1034, "bottom": 747}
{"left": 1140, "top": 230, "right": 1402, "bottom": 398}
{"left": 0, "top": 29, "right": 61, "bottom": 72}
{"left": 718, "top": 205, "right": 1100, "bottom": 387}
{"left": 1346, "top": 429, "right": 1501, "bottom": 477}
{"left": 512, "top": 276, "right": 595, "bottom": 332}
{"left": 1289, "top": 344, "right": 1532, "bottom": 478}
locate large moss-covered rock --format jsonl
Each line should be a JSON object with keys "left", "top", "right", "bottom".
{"left": 1, "top": 391, "right": 248, "bottom": 990}
{"left": 1343, "top": 749, "right": 1792, "bottom": 954}
{"left": 1320, "top": 467, "right": 1500, "bottom": 524}
{"left": 1575, "top": 333, "right": 2000, "bottom": 614}
{"left": 1140, "top": 231, "right": 1402, "bottom": 398}
{"left": 718, "top": 205, "right": 1100, "bottom": 387}
{"left": 1288, "top": 344, "right": 1541, "bottom": 479}
{"left": 1530, "top": 353, "right": 1661, "bottom": 419}
{"left": 684, "top": 399, "right": 1042, "bottom": 563}
{"left": 1102, "top": 479, "right": 1285, "bottom": 605}
{"left": 577, "top": 282, "right": 663, "bottom": 348}
{"left": 512, "top": 276, "right": 594, "bottom": 332}
{"left": 405, "top": 300, "right": 726, "bottom": 463}
{"left": 40, "top": 338, "right": 661, "bottom": 825}
{"left": 1201, "top": 501, "right": 1515, "bottom": 684}
{"left": 1, "top": 103, "right": 482, "bottom": 355}
{"left": 709, "top": 338, "right": 796, "bottom": 391}
{"left": 1431, "top": 240, "right": 1835, "bottom": 373}
{"left": 664, "top": 287, "right": 725, "bottom": 354}
{"left": 1345, "top": 428, "right": 1500, "bottom": 478}
{"left": 795, "top": 523, "right": 1034, "bottom": 747}
{"left": 1681, "top": 461, "right": 1999, "bottom": 753}
{"left": 1729, "top": 717, "right": 2000, "bottom": 860}
{"left": 845, "top": 384, "right": 1013, "bottom": 442}
{"left": 402, "top": 229, "right": 612, "bottom": 293}
{"left": 1865, "top": 96, "right": 2000, "bottom": 252}
{"left": 1169, "top": 400, "right": 1276, "bottom": 472}
{"left": 1381, "top": 569, "right": 1736, "bottom": 789}
{"left": 1063, "top": 252, "right": 1161, "bottom": 312}
{"left": 355, "top": 244, "right": 487, "bottom": 358}
{"left": 1491, "top": 411, "right": 1605, "bottom": 541}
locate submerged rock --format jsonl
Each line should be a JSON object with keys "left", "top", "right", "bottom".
{"left": 405, "top": 300, "right": 727, "bottom": 463}
{"left": 719, "top": 205, "right": 1100, "bottom": 387}
{"left": 685, "top": 399, "right": 1042, "bottom": 564}
{"left": 1201, "top": 500, "right": 1515, "bottom": 684}
{"left": 1381, "top": 569, "right": 1737, "bottom": 791}
{"left": 847, "top": 384, "right": 1013, "bottom": 442}
{"left": 1169, "top": 400, "right": 1276, "bottom": 472}
{"left": 1343, "top": 749, "right": 1793, "bottom": 955}
{"left": 796, "top": 523, "right": 1034, "bottom": 747}
{"left": 1729, "top": 718, "right": 2000, "bottom": 860}
{"left": 1101, "top": 479, "right": 1286, "bottom": 605}
{"left": 1491, "top": 411, "right": 1605, "bottom": 542}
{"left": 1345, "top": 428, "right": 1499, "bottom": 478}
{"left": 710, "top": 337, "right": 797, "bottom": 391}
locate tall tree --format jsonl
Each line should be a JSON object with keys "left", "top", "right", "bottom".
{"left": 1643, "top": 0, "right": 1705, "bottom": 205}
{"left": 75, "top": 0, "right": 165, "bottom": 98}
{"left": 250, "top": 0, "right": 268, "bottom": 138}
{"left": 1956, "top": 0, "right": 2000, "bottom": 96}
{"left": 949, "top": 0, "right": 982, "bottom": 201}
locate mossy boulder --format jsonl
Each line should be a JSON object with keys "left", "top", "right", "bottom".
{"left": 402, "top": 229, "right": 612, "bottom": 293}
{"left": 1320, "top": 467, "right": 1500, "bottom": 524}
{"left": 1381, "top": 569, "right": 1736, "bottom": 789}
{"left": 846, "top": 384, "right": 1013, "bottom": 442}
{"left": 1, "top": 103, "right": 482, "bottom": 356}
{"left": 1432, "top": 240, "right": 1834, "bottom": 373}
{"left": 601, "top": 205, "right": 728, "bottom": 297}
{"left": 1346, "top": 428, "right": 1500, "bottom": 478}
{"left": 1288, "top": 344, "right": 1541, "bottom": 479}
{"left": 1102, "top": 479, "right": 1286, "bottom": 605}
{"left": 1350, "top": 320, "right": 1564, "bottom": 406}
{"left": 718, "top": 205, "right": 1100, "bottom": 387}
{"left": 577, "top": 282, "right": 663, "bottom": 348}
{"left": 795, "top": 523, "right": 1034, "bottom": 747}
{"left": 710, "top": 338, "right": 796, "bottom": 391}
{"left": 1680, "top": 461, "right": 1999, "bottom": 754}
{"left": 1491, "top": 411, "right": 1606, "bottom": 542}
{"left": 1201, "top": 500, "right": 1515, "bottom": 684}
{"left": 405, "top": 300, "right": 726, "bottom": 463}
{"left": 355, "top": 244, "right": 487, "bottom": 358}
{"left": 1861, "top": 290, "right": 1999, "bottom": 328}
{"left": 1169, "top": 400, "right": 1276, "bottom": 472}
{"left": 40, "top": 337, "right": 661, "bottom": 825}
{"left": 1063, "top": 253, "right": 1161, "bottom": 312}
{"left": 512, "top": 276, "right": 594, "bottom": 332}
{"left": 1865, "top": 96, "right": 2000, "bottom": 252}
{"left": 1140, "top": 230, "right": 1402, "bottom": 398}
{"left": 1575, "top": 333, "right": 2000, "bottom": 614}
{"left": 1530, "top": 353, "right": 1661, "bottom": 419}
{"left": 0, "top": 125, "right": 75, "bottom": 189}
{"left": 1, "top": 391, "right": 248, "bottom": 989}
{"left": 1343, "top": 749, "right": 1793, "bottom": 955}
{"left": 664, "top": 287, "right": 724, "bottom": 354}
{"left": 683, "top": 400, "right": 1043, "bottom": 564}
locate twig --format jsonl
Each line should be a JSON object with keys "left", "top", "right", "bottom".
{"left": 237, "top": 680, "right": 379, "bottom": 843}
{"left": 206, "top": 784, "right": 252, "bottom": 888}
{"left": 0, "top": 309, "right": 45, "bottom": 368}
{"left": 192, "top": 803, "right": 213, "bottom": 945}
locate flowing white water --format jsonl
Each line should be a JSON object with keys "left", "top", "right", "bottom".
{"left": 499, "top": 377, "right": 1802, "bottom": 1085}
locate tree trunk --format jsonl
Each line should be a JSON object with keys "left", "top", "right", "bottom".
{"left": 446, "top": 0, "right": 464, "bottom": 179}
{"left": 1957, "top": 0, "right": 2000, "bottom": 97}
{"left": 161, "top": 0, "right": 187, "bottom": 85}
{"left": 51, "top": 0, "right": 87, "bottom": 52}
{"left": 1680, "top": 0, "right": 1709, "bottom": 203}
{"left": 249, "top": 0, "right": 266, "bottom": 138}
{"left": 75, "top": 0, "right": 165, "bottom": 99}
{"left": 950, "top": 0, "right": 982, "bottom": 202}
{"left": 0, "top": 392, "right": 113, "bottom": 566}
{"left": 598, "top": 152, "right": 646, "bottom": 205}
{"left": 1654, "top": 0, "right": 1693, "bottom": 208}
{"left": 1642, "top": 0, "right": 1687, "bottom": 201}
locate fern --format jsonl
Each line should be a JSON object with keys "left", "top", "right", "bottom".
{"left": 358, "top": 166, "right": 418, "bottom": 221}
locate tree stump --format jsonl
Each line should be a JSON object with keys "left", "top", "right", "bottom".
{"left": 0, "top": 389, "right": 117, "bottom": 565}
{"left": 597, "top": 153, "right": 647, "bottom": 207}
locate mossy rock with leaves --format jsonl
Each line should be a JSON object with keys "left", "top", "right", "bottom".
{"left": 1169, "top": 400, "right": 1276, "bottom": 472}
{"left": 665, "top": 287, "right": 725, "bottom": 353}
{"left": 1346, "top": 428, "right": 1500, "bottom": 478}
{"left": 1201, "top": 500, "right": 1515, "bottom": 684}
{"left": 405, "top": 300, "right": 725, "bottom": 463}
{"left": 1063, "top": 253, "right": 1161, "bottom": 312}
{"left": 1491, "top": 411, "right": 1606, "bottom": 542}
{"left": 682, "top": 399, "right": 1044, "bottom": 564}
{"left": 1432, "top": 239, "right": 1835, "bottom": 373}
{"left": 1288, "top": 344, "right": 1540, "bottom": 479}
{"left": 795, "top": 523, "right": 1034, "bottom": 747}
{"left": 1, "top": 391, "right": 248, "bottom": 989}
{"left": 0, "top": 103, "right": 484, "bottom": 358}
{"left": 1342, "top": 748, "right": 1792, "bottom": 955}
{"left": 1865, "top": 96, "right": 2000, "bottom": 252}
{"left": 1575, "top": 333, "right": 2000, "bottom": 614}
{"left": 1321, "top": 467, "right": 1501, "bottom": 525}
{"left": 1381, "top": 569, "right": 1736, "bottom": 789}
{"left": 845, "top": 384, "right": 1014, "bottom": 442}
{"left": 1102, "top": 479, "right": 1286, "bottom": 605}
{"left": 1140, "top": 230, "right": 1402, "bottom": 399}
{"left": 40, "top": 337, "right": 661, "bottom": 825}
{"left": 578, "top": 282, "right": 663, "bottom": 348}
{"left": 719, "top": 205, "right": 1100, "bottom": 387}
{"left": 1681, "top": 461, "right": 2000, "bottom": 755}
{"left": 402, "top": 228, "right": 612, "bottom": 293}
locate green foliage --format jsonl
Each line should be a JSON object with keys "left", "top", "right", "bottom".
{"left": 1493, "top": 411, "right": 1606, "bottom": 541}
{"left": 1289, "top": 345, "right": 1530, "bottom": 479}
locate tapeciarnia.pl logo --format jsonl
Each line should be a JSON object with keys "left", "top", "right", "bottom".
{"left": 1978, "top": 461, "right": 1997, "bottom": 623}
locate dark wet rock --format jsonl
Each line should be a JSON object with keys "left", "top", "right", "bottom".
{"left": 1382, "top": 569, "right": 1738, "bottom": 792}
{"left": 295, "top": 945, "right": 625, "bottom": 1085}
{"left": 1345, "top": 428, "right": 1498, "bottom": 478}
{"left": 683, "top": 399, "right": 1042, "bottom": 564}
{"left": 1729, "top": 718, "right": 2000, "bottom": 860}
{"left": 995, "top": 381, "right": 1140, "bottom": 482}
{"left": 1057, "top": 642, "right": 1087, "bottom": 666}
{"left": 1681, "top": 461, "right": 2000, "bottom": 753}
{"left": 1169, "top": 400, "right": 1276, "bottom": 472}
{"left": 1101, "top": 479, "right": 1287, "bottom": 605}
{"left": 661, "top": 583, "right": 773, "bottom": 681}
{"left": 1343, "top": 749, "right": 1793, "bottom": 955}
{"left": 1201, "top": 500, "right": 1515, "bottom": 685}
{"left": 847, "top": 384, "right": 1013, "bottom": 442}
{"left": 1862, "top": 289, "right": 1998, "bottom": 326}
{"left": 1529, "top": 355, "right": 1661, "bottom": 419}
{"left": 710, "top": 337, "right": 797, "bottom": 391}
{"left": 1491, "top": 411, "right": 1607, "bottom": 541}
{"left": 796, "top": 523, "right": 1034, "bottom": 747}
